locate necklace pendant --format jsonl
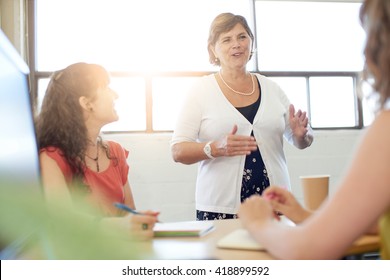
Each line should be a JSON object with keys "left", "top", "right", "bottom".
{"left": 85, "top": 140, "right": 100, "bottom": 172}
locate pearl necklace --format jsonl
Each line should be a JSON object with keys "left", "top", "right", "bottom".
{"left": 218, "top": 71, "right": 255, "bottom": 96}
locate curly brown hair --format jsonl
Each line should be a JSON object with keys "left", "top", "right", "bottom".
{"left": 360, "top": 0, "right": 390, "bottom": 109}
{"left": 35, "top": 63, "right": 113, "bottom": 185}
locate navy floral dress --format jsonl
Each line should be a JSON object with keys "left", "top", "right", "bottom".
{"left": 197, "top": 82, "right": 270, "bottom": 220}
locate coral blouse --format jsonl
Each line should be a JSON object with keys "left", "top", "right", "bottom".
{"left": 40, "top": 141, "right": 129, "bottom": 216}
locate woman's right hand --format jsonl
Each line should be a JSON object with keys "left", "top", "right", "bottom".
{"left": 128, "top": 210, "right": 159, "bottom": 239}
{"left": 262, "top": 186, "right": 311, "bottom": 224}
{"left": 213, "top": 124, "right": 258, "bottom": 157}
{"left": 100, "top": 211, "right": 159, "bottom": 240}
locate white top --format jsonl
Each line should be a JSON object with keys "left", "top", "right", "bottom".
{"left": 171, "top": 73, "right": 300, "bottom": 214}
{"left": 384, "top": 98, "right": 390, "bottom": 110}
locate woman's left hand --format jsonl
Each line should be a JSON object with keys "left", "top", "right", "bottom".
{"left": 289, "top": 104, "right": 313, "bottom": 148}
{"left": 238, "top": 195, "right": 274, "bottom": 231}
{"left": 289, "top": 104, "right": 309, "bottom": 138}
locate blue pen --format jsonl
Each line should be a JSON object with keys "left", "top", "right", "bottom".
{"left": 114, "top": 202, "right": 160, "bottom": 228}
{"left": 114, "top": 202, "right": 143, "bottom": 215}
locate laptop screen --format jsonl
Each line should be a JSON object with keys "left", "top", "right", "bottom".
{"left": 0, "top": 29, "right": 42, "bottom": 259}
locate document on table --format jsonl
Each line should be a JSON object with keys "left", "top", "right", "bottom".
{"left": 217, "top": 229, "right": 265, "bottom": 250}
{"left": 153, "top": 221, "right": 215, "bottom": 237}
{"left": 217, "top": 216, "right": 293, "bottom": 250}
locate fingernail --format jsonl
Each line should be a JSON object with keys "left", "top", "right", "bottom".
{"left": 264, "top": 193, "right": 275, "bottom": 200}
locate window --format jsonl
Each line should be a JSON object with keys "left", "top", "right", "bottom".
{"left": 255, "top": 0, "right": 365, "bottom": 128}
{"left": 103, "top": 77, "right": 146, "bottom": 132}
{"left": 33, "top": 0, "right": 252, "bottom": 132}
{"left": 32, "top": 0, "right": 366, "bottom": 132}
{"left": 269, "top": 77, "right": 308, "bottom": 113}
{"left": 152, "top": 77, "right": 199, "bottom": 131}
{"left": 309, "top": 76, "right": 356, "bottom": 128}
{"left": 256, "top": 1, "right": 364, "bottom": 72}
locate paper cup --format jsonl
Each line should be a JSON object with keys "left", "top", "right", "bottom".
{"left": 300, "top": 175, "right": 330, "bottom": 211}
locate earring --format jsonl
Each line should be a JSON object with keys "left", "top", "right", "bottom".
{"left": 214, "top": 58, "right": 219, "bottom": 63}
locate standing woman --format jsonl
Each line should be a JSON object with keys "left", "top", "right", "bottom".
{"left": 36, "top": 62, "right": 157, "bottom": 237}
{"left": 171, "top": 13, "right": 313, "bottom": 221}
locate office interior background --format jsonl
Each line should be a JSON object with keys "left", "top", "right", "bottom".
{"left": 1, "top": 0, "right": 368, "bottom": 222}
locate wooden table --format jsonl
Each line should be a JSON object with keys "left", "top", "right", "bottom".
{"left": 344, "top": 234, "right": 380, "bottom": 257}
{"left": 143, "top": 219, "right": 380, "bottom": 260}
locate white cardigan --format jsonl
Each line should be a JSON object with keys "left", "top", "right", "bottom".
{"left": 171, "top": 73, "right": 297, "bottom": 214}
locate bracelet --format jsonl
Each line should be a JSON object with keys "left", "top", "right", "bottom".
{"left": 203, "top": 141, "right": 215, "bottom": 159}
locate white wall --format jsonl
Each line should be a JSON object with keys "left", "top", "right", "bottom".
{"left": 106, "top": 129, "right": 365, "bottom": 222}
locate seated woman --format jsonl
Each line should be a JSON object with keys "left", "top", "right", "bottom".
{"left": 36, "top": 62, "right": 158, "bottom": 238}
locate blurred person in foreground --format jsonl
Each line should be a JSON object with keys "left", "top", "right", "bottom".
{"left": 239, "top": 0, "right": 390, "bottom": 259}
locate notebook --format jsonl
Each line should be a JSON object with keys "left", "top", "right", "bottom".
{"left": 217, "top": 229, "right": 265, "bottom": 250}
{"left": 153, "top": 221, "right": 215, "bottom": 237}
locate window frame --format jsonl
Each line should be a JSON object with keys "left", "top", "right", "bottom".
{"left": 28, "top": 0, "right": 365, "bottom": 133}
{"left": 260, "top": 71, "right": 363, "bottom": 129}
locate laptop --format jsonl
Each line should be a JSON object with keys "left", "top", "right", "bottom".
{"left": 0, "top": 28, "right": 43, "bottom": 259}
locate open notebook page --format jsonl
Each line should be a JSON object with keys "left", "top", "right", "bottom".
{"left": 153, "top": 221, "right": 215, "bottom": 237}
